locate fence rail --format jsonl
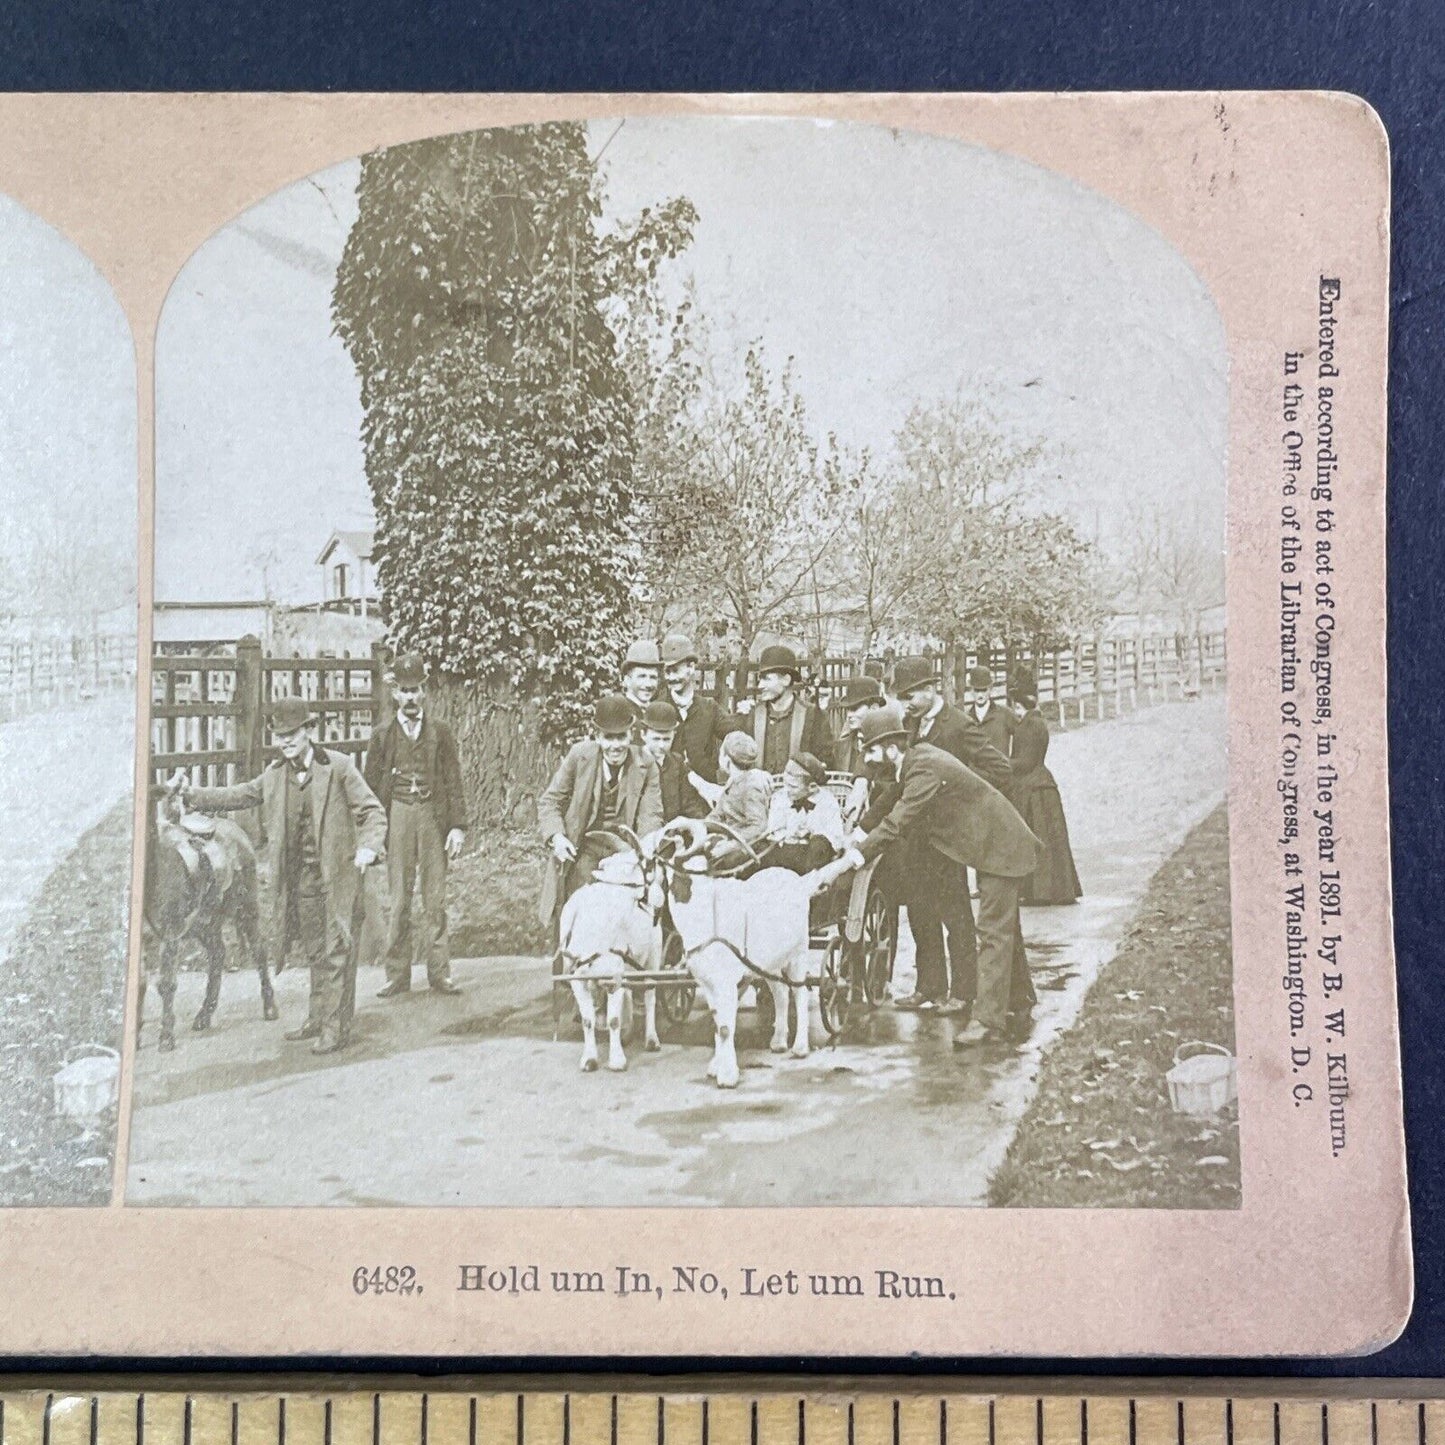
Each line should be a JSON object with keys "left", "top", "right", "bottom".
{"left": 150, "top": 629, "right": 1226, "bottom": 791}
{"left": 149, "top": 636, "right": 387, "bottom": 787}
{"left": 0, "top": 631, "right": 135, "bottom": 722}
{"left": 703, "top": 630, "right": 1226, "bottom": 731}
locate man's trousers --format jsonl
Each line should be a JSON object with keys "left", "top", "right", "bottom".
{"left": 974, "top": 872, "right": 1031, "bottom": 1033}
{"left": 907, "top": 844, "right": 978, "bottom": 1004}
{"left": 288, "top": 884, "right": 353, "bottom": 1036}
{"left": 383, "top": 799, "right": 451, "bottom": 988}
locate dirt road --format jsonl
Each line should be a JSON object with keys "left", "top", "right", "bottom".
{"left": 126, "top": 694, "right": 1227, "bottom": 1207}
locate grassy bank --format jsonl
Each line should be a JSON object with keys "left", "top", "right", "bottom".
{"left": 446, "top": 826, "right": 551, "bottom": 958}
{"left": 0, "top": 797, "right": 132, "bottom": 1205}
{"left": 989, "top": 803, "right": 1239, "bottom": 1208}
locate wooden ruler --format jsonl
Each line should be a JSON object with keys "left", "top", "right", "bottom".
{"left": 0, "top": 1388, "right": 1442, "bottom": 1445}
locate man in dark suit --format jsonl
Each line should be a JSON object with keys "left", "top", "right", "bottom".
{"left": 638, "top": 698, "right": 708, "bottom": 823}
{"left": 661, "top": 633, "right": 733, "bottom": 785}
{"left": 536, "top": 693, "right": 663, "bottom": 930}
{"left": 895, "top": 656, "right": 1011, "bottom": 791}
{"left": 830, "top": 674, "right": 885, "bottom": 778}
{"left": 748, "top": 642, "right": 833, "bottom": 776}
{"left": 816, "top": 704, "right": 1043, "bottom": 1049}
{"left": 364, "top": 653, "right": 467, "bottom": 998}
{"left": 178, "top": 696, "right": 387, "bottom": 1054}
{"left": 966, "top": 663, "right": 1014, "bottom": 757}
{"left": 886, "top": 656, "right": 1012, "bottom": 1014}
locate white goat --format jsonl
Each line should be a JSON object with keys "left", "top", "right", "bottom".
{"left": 657, "top": 850, "right": 817, "bottom": 1089}
{"left": 557, "top": 849, "right": 663, "bottom": 1073}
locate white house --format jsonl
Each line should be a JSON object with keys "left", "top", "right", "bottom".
{"left": 316, "top": 530, "right": 378, "bottom": 618}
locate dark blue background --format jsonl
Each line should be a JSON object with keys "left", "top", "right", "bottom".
{"left": 2, "top": 0, "right": 1442, "bottom": 1378}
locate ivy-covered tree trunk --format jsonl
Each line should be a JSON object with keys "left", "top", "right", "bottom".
{"left": 333, "top": 124, "right": 651, "bottom": 828}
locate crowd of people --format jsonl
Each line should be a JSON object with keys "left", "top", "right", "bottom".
{"left": 538, "top": 634, "right": 1083, "bottom": 1052}
{"left": 167, "top": 635, "right": 1082, "bottom": 1059}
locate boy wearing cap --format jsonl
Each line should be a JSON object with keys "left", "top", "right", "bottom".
{"left": 661, "top": 633, "right": 732, "bottom": 785}
{"left": 765, "top": 752, "right": 846, "bottom": 873}
{"left": 749, "top": 643, "right": 833, "bottom": 776}
{"left": 814, "top": 704, "right": 1042, "bottom": 1050}
{"left": 536, "top": 694, "right": 663, "bottom": 926}
{"left": 638, "top": 698, "right": 708, "bottom": 824}
{"left": 176, "top": 697, "right": 387, "bottom": 1054}
{"left": 364, "top": 653, "right": 467, "bottom": 999}
{"left": 701, "top": 730, "right": 773, "bottom": 869}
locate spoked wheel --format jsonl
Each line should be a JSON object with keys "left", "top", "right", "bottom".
{"left": 656, "top": 929, "right": 697, "bottom": 1030}
{"left": 861, "top": 888, "right": 898, "bottom": 1006}
{"left": 818, "top": 937, "right": 859, "bottom": 1038}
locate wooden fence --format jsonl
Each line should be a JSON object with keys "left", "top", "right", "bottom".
{"left": 149, "top": 629, "right": 1225, "bottom": 790}
{"left": 704, "top": 630, "right": 1227, "bottom": 732}
{"left": 150, "top": 636, "right": 387, "bottom": 786}
{"left": 0, "top": 631, "right": 135, "bottom": 722}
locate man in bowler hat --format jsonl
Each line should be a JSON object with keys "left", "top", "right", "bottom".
{"left": 815, "top": 704, "right": 1042, "bottom": 1050}
{"left": 619, "top": 639, "right": 663, "bottom": 720}
{"left": 537, "top": 693, "right": 663, "bottom": 928}
{"left": 966, "top": 663, "right": 1014, "bottom": 756}
{"left": 749, "top": 643, "right": 833, "bottom": 776}
{"left": 177, "top": 696, "right": 387, "bottom": 1054}
{"left": 364, "top": 653, "right": 466, "bottom": 998}
{"left": 661, "top": 632, "right": 732, "bottom": 785}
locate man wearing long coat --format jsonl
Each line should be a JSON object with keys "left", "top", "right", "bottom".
{"left": 536, "top": 693, "right": 664, "bottom": 928}
{"left": 818, "top": 705, "right": 1043, "bottom": 1049}
{"left": 181, "top": 696, "right": 387, "bottom": 1054}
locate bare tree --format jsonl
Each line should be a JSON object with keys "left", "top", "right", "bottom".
{"left": 644, "top": 344, "right": 860, "bottom": 658}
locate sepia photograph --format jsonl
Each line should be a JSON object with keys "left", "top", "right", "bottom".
{"left": 126, "top": 115, "right": 1234, "bottom": 1210}
{"left": 0, "top": 193, "right": 137, "bottom": 1205}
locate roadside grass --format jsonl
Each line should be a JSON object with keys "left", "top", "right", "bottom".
{"left": 446, "top": 826, "right": 551, "bottom": 958}
{"left": 0, "top": 797, "right": 132, "bottom": 1205}
{"left": 989, "top": 803, "right": 1239, "bottom": 1208}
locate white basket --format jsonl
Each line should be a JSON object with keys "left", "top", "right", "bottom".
{"left": 52, "top": 1044, "right": 120, "bottom": 1122}
{"left": 1165, "top": 1041, "right": 1237, "bottom": 1117}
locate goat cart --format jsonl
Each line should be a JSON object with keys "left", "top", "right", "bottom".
{"left": 684, "top": 815, "right": 900, "bottom": 1044}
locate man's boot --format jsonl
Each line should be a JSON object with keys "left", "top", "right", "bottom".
{"left": 311, "top": 1023, "right": 345, "bottom": 1055}
{"left": 284, "top": 1021, "right": 321, "bottom": 1041}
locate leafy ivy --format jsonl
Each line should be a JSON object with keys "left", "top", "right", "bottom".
{"left": 332, "top": 123, "right": 693, "bottom": 740}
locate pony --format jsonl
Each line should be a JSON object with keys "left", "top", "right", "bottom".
{"left": 139, "top": 783, "right": 277, "bottom": 1050}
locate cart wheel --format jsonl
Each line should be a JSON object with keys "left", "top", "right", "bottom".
{"left": 861, "top": 889, "right": 897, "bottom": 1005}
{"left": 657, "top": 929, "right": 697, "bottom": 1028}
{"left": 818, "top": 938, "right": 855, "bottom": 1038}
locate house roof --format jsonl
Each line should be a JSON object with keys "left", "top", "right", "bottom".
{"left": 316, "top": 529, "right": 375, "bottom": 566}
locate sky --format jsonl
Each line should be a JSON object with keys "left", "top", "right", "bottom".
{"left": 154, "top": 116, "right": 1226, "bottom": 606}
{"left": 0, "top": 193, "right": 136, "bottom": 621}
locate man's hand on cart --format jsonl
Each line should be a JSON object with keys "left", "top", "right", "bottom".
{"left": 550, "top": 833, "right": 578, "bottom": 864}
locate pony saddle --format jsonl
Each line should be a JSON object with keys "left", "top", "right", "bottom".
{"left": 167, "top": 816, "right": 235, "bottom": 899}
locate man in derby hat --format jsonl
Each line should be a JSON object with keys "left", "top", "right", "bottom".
{"left": 638, "top": 697, "right": 708, "bottom": 824}
{"left": 364, "top": 653, "right": 467, "bottom": 999}
{"left": 175, "top": 695, "right": 387, "bottom": 1054}
{"left": 536, "top": 692, "right": 663, "bottom": 928}
{"left": 889, "top": 655, "right": 1018, "bottom": 1013}
{"left": 661, "top": 632, "right": 732, "bottom": 786}
{"left": 827, "top": 673, "right": 887, "bottom": 829}
{"left": 749, "top": 642, "right": 833, "bottom": 777}
{"left": 966, "top": 663, "right": 1014, "bottom": 756}
{"left": 619, "top": 639, "right": 663, "bottom": 720}
{"left": 893, "top": 656, "right": 1011, "bottom": 793}
{"left": 815, "top": 704, "right": 1042, "bottom": 1049}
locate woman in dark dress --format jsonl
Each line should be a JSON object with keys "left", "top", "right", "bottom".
{"left": 1008, "top": 677, "right": 1083, "bottom": 905}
